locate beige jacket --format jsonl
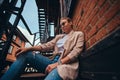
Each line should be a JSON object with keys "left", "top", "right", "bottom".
{"left": 40, "top": 30, "right": 84, "bottom": 80}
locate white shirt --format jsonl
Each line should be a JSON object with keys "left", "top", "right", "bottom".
{"left": 56, "top": 34, "right": 68, "bottom": 53}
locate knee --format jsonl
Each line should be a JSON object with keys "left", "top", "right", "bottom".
{"left": 17, "top": 51, "right": 33, "bottom": 59}
{"left": 26, "top": 51, "right": 33, "bottom": 55}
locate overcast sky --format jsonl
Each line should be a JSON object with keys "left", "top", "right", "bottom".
{"left": 17, "top": 26, "right": 34, "bottom": 44}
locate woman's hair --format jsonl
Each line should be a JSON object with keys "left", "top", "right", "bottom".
{"left": 60, "top": 17, "right": 72, "bottom": 23}
{"left": 60, "top": 17, "right": 73, "bottom": 28}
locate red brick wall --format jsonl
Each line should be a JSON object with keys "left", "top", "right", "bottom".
{"left": 72, "top": 0, "right": 120, "bottom": 49}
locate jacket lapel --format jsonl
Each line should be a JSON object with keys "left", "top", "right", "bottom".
{"left": 62, "top": 30, "right": 75, "bottom": 57}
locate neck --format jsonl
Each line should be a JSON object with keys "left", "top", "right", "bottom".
{"left": 66, "top": 29, "right": 73, "bottom": 34}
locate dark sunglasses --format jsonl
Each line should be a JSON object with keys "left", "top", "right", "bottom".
{"left": 60, "top": 22, "right": 66, "bottom": 26}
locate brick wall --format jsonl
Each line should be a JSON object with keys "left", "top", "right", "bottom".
{"left": 72, "top": 0, "right": 120, "bottom": 49}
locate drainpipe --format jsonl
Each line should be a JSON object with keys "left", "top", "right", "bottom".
{"left": 59, "top": 0, "right": 64, "bottom": 17}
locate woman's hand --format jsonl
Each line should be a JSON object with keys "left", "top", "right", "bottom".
{"left": 15, "top": 48, "right": 29, "bottom": 57}
{"left": 45, "top": 63, "right": 58, "bottom": 74}
{"left": 15, "top": 46, "right": 43, "bottom": 57}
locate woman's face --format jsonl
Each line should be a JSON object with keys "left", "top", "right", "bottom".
{"left": 60, "top": 19, "right": 72, "bottom": 34}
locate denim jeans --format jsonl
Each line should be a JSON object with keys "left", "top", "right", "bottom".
{"left": 0, "top": 51, "right": 62, "bottom": 80}
{"left": 45, "top": 68, "right": 62, "bottom": 80}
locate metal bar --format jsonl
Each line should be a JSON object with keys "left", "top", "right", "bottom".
{"left": 20, "top": 15, "right": 32, "bottom": 35}
{"left": 0, "top": 0, "right": 26, "bottom": 73}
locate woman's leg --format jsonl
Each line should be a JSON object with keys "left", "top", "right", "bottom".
{"left": 0, "top": 53, "right": 28, "bottom": 80}
{"left": 0, "top": 51, "right": 52, "bottom": 80}
{"left": 44, "top": 68, "right": 62, "bottom": 80}
{"left": 26, "top": 52, "right": 53, "bottom": 73}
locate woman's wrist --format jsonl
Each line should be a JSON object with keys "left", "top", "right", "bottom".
{"left": 58, "top": 60, "right": 62, "bottom": 65}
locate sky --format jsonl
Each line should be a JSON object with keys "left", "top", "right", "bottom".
{"left": 17, "top": 26, "right": 34, "bottom": 45}
{"left": 9, "top": 0, "right": 40, "bottom": 45}
{"left": 9, "top": 0, "right": 54, "bottom": 45}
{"left": 16, "top": 0, "right": 39, "bottom": 34}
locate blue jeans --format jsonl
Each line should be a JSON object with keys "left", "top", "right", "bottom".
{"left": 0, "top": 51, "right": 62, "bottom": 80}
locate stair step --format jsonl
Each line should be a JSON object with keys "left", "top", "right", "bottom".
{"left": 21, "top": 73, "right": 46, "bottom": 78}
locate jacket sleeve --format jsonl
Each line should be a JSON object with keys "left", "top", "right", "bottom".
{"left": 40, "top": 35, "right": 61, "bottom": 51}
{"left": 67, "top": 32, "right": 84, "bottom": 61}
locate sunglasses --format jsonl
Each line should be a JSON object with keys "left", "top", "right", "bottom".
{"left": 60, "top": 22, "right": 67, "bottom": 26}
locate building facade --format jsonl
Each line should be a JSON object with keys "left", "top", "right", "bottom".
{"left": 1, "top": 28, "right": 30, "bottom": 62}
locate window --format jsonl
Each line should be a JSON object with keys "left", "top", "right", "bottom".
{"left": 49, "top": 22, "right": 55, "bottom": 37}
{"left": 19, "top": 39, "right": 22, "bottom": 45}
{"left": 8, "top": 46, "right": 13, "bottom": 54}
{"left": 0, "top": 40, "right": 3, "bottom": 50}
{"left": 13, "top": 35, "right": 16, "bottom": 40}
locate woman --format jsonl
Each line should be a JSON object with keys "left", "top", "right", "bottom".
{"left": 1, "top": 17, "right": 84, "bottom": 80}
